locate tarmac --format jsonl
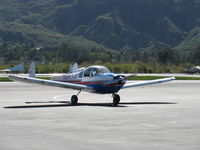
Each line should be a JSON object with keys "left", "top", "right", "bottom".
{"left": 0, "top": 80, "right": 200, "bottom": 150}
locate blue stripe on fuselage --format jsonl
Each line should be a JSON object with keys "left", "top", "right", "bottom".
{"left": 86, "top": 83, "right": 123, "bottom": 94}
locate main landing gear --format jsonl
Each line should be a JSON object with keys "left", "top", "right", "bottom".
{"left": 70, "top": 90, "right": 120, "bottom": 106}
{"left": 112, "top": 94, "right": 120, "bottom": 106}
{"left": 71, "top": 89, "right": 81, "bottom": 105}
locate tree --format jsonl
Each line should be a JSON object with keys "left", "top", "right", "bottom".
{"left": 157, "top": 49, "right": 174, "bottom": 64}
{"left": 191, "top": 45, "right": 200, "bottom": 65}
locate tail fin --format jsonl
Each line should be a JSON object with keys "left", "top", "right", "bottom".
{"left": 70, "top": 63, "right": 78, "bottom": 73}
{"left": 29, "top": 61, "right": 36, "bottom": 77}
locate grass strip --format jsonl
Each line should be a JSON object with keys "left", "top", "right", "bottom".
{"left": 0, "top": 77, "right": 51, "bottom": 82}
{"left": 128, "top": 76, "right": 200, "bottom": 80}
{"left": 37, "top": 77, "right": 51, "bottom": 80}
{"left": 128, "top": 76, "right": 165, "bottom": 80}
{"left": 0, "top": 77, "right": 13, "bottom": 82}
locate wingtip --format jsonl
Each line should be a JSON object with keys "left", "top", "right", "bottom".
{"left": 171, "top": 77, "right": 176, "bottom": 80}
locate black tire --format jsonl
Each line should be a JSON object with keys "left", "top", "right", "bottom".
{"left": 113, "top": 94, "right": 120, "bottom": 106}
{"left": 71, "top": 95, "right": 78, "bottom": 105}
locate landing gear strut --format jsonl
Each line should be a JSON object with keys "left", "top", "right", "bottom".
{"left": 113, "top": 94, "right": 120, "bottom": 106}
{"left": 71, "top": 89, "right": 81, "bottom": 105}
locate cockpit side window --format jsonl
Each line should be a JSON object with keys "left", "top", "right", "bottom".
{"left": 78, "top": 71, "right": 83, "bottom": 78}
{"left": 84, "top": 68, "right": 92, "bottom": 77}
{"left": 91, "top": 68, "right": 100, "bottom": 77}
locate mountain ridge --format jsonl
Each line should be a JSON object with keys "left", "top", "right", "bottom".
{"left": 0, "top": 0, "right": 199, "bottom": 51}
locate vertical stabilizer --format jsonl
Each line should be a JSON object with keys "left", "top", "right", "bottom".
{"left": 29, "top": 61, "right": 36, "bottom": 77}
{"left": 70, "top": 63, "right": 78, "bottom": 73}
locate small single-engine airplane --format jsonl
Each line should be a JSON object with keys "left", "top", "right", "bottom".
{"left": 9, "top": 62, "right": 175, "bottom": 106}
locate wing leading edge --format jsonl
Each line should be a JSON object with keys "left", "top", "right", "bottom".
{"left": 9, "top": 75, "right": 93, "bottom": 91}
{"left": 122, "top": 77, "right": 175, "bottom": 89}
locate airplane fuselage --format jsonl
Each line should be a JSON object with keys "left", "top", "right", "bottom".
{"left": 51, "top": 66, "right": 126, "bottom": 94}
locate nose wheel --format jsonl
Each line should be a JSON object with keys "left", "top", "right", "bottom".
{"left": 113, "top": 94, "right": 120, "bottom": 106}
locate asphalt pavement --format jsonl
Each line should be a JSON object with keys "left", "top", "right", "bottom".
{"left": 0, "top": 81, "right": 200, "bottom": 150}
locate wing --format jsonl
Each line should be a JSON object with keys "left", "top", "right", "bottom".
{"left": 9, "top": 75, "right": 93, "bottom": 91}
{"left": 120, "top": 73, "right": 136, "bottom": 79}
{"left": 122, "top": 77, "right": 175, "bottom": 89}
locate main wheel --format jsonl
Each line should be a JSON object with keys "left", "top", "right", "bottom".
{"left": 71, "top": 95, "right": 78, "bottom": 105}
{"left": 113, "top": 94, "right": 120, "bottom": 106}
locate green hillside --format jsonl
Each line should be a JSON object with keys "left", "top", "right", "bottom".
{"left": 71, "top": 12, "right": 152, "bottom": 49}
{"left": 175, "top": 27, "right": 200, "bottom": 50}
{"left": 0, "top": 0, "right": 200, "bottom": 68}
{"left": 0, "top": 0, "right": 200, "bottom": 50}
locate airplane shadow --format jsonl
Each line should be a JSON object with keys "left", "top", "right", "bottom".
{"left": 3, "top": 100, "right": 177, "bottom": 109}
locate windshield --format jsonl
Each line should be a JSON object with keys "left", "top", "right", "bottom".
{"left": 84, "top": 66, "right": 110, "bottom": 77}
{"left": 97, "top": 66, "right": 110, "bottom": 73}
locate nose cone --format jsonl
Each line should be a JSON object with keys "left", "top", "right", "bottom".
{"left": 104, "top": 74, "right": 126, "bottom": 86}
{"left": 118, "top": 76, "right": 126, "bottom": 84}
{"left": 114, "top": 75, "right": 126, "bottom": 84}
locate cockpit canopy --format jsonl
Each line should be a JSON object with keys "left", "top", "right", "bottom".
{"left": 82, "top": 66, "right": 111, "bottom": 78}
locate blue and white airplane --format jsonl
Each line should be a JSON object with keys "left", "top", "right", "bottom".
{"left": 9, "top": 62, "right": 175, "bottom": 106}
